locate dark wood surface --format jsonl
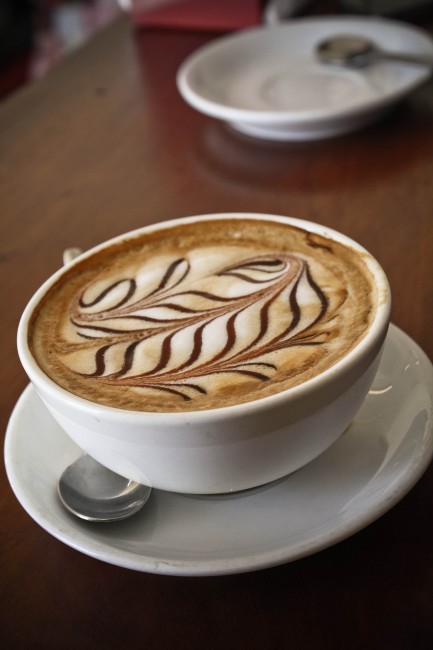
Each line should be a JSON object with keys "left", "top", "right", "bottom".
{"left": 1, "top": 8, "right": 433, "bottom": 649}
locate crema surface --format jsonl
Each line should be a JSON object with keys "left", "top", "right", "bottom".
{"left": 29, "top": 219, "right": 376, "bottom": 411}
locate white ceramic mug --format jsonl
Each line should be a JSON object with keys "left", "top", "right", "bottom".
{"left": 17, "top": 214, "right": 391, "bottom": 493}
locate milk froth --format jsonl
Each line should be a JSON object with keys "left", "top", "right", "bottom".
{"left": 29, "top": 218, "right": 376, "bottom": 411}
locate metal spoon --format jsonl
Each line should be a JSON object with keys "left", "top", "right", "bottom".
{"left": 58, "top": 454, "right": 151, "bottom": 522}
{"left": 56, "top": 247, "right": 152, "bottom": 522}
{"left": 316, "top": 35, "right": 433, "bottom": 69}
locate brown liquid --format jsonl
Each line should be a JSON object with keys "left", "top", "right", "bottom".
{"left": 29, "top": 218, "right": 377, "bottom": 411}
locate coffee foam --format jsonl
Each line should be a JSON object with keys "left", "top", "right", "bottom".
{"left": 29, "top": 218, "right": 376, "bottom": 411}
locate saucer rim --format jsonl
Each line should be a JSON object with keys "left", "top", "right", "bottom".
{"left": 4, "top": 324, "right": 433, "bottom": 576}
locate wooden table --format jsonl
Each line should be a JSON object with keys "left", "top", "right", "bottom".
{"left": 1, "top": 8, "right": 433, "bottom": 649}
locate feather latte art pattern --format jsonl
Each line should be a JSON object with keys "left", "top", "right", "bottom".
{"left": 29, "top": 218, "right": 376, "bottom": 412}
{"left": 63, "top": 252, "right": 332, "bottom": 402}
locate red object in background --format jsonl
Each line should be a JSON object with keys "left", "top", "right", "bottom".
{"left": 130, "top": 0, "right": 263, "bottom": 31}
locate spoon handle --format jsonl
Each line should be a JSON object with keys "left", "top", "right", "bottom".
{"left": 380, "top": 50, "right": 433, "bottom": 67}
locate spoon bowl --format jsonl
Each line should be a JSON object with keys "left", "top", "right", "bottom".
{"left": 316, "top": 35, "right": 433, "bottom": 69}
{"left": 58, "top": 454, "right": 152, "bottom": 522}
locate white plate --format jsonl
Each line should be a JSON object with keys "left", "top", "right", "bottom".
{"left": 4, "top": 324, "right": 433, "bottom": 576}
{"left": 177, "top": 16, "right": 433, "bottom": 140}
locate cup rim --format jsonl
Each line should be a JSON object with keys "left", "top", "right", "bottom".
{"left": 17, "top": 212, "right": 391, "bottom": 423}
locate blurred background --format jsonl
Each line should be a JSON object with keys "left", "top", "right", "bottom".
{"left": 0, "top": 0, "right": 120, "bottom": 99}
{"left": 2, "top": 0, "right": 433, "bottom": 101}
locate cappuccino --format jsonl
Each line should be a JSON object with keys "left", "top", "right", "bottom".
{"left": 29, "top": 217, "right": 376, "bottom": 412}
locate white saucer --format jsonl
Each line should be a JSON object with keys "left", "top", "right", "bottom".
{"left": 177, "top": 16, "right": 433, "bottom": 141}
{"left": 4, "top": 325, "right": 433, "bottom": 576}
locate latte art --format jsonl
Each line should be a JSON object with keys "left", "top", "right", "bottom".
{"left": 66, "top": 251, "right": 328, "bottom": 402}
{"left": 29, "top": 218, "right": 376, "bottom": 411}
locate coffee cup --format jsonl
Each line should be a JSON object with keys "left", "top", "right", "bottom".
{"left": 17, "top": 213, "right": 391, "bottom": 493}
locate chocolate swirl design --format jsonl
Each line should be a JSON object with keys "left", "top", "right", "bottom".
{"left": 66, "top": 253, "right": 331, "bottom": 401}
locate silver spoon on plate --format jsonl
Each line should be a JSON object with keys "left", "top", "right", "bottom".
{"left": 56, "top": 248, "right": 151, "bottom": 522}
{"left": 316, "top": 35, "right": 433, "bottom": 69}
{"left": 58, "top": 453, "right": 151, "bottom": 522}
